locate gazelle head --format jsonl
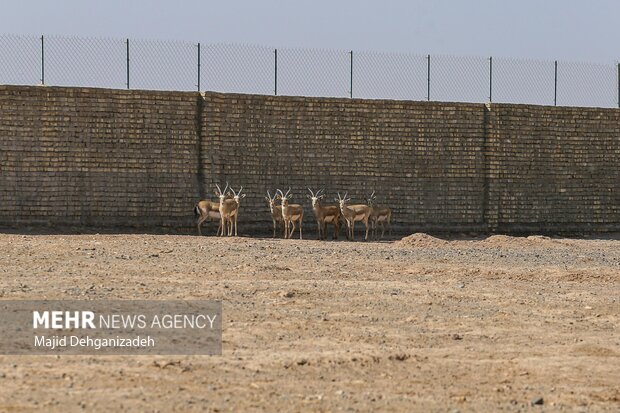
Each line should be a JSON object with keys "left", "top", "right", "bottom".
{"left": 276, "top": 188, "right": 293, "bottom": 208}
{"left": 367, "top": 190, "right": 377, "bottom": 206}
{"left": 214, "top": 182, "right": 230, "bottom": 205}
{"left": 307, "top": 188, "right": 325, "bottom": 208}
{"left": 230, "top": 186, "right": 246, "bottom": 205}
{"left": 336, "top": 192, "right": 351, "bottom": 210}
{"left": 265, "top": 190, "right": 278, "bottom": 213}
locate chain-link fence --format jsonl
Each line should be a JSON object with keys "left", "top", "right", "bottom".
{"left": 1, "top": 34, "right": 619, "bottom": 108}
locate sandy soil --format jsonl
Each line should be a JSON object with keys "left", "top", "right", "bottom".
{"left": 0, "top": 232, "right": 618, "bottom": 412}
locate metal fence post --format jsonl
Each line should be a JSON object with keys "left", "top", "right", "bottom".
{"left": 489, "top": 56, "right": 493, "bottom": 103}
{"left": 274, "top": 49, "right": 278, "bottom": 95}
{"left": 349, "top": 50, "right": 353, "bottom": 99}
{"left": 40, "top": 35, "right": 45, "bottom": 85}
{"left": 125, "top": 39, "right": 130, "bottom": 89}
{"left": 554, "top": 60, "right": 558, "bottom": 106}
{"left": 427, "top": 54, "right": 431, "bottom": 101}
{"left": 197, "top": 43, "right": 201, "bottom": 92}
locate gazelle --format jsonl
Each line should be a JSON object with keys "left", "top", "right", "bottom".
{"left": 367, "top": 191, "right": 392, "bottom": 240}
{"left": 215, "top": 183, "right": 238, "bottom": 237}
{"left": 226, "top": 186, "right": 246, "bottom": 236}
{"left": 194, "top": 199, "right": 222, "bottom": 236}
{"left": 337, "top": 192, "right": 372, "bottom": 241}
{"left": 265, "top": 190, "right": 284, "bottom": 238}
{"left": 277, "top": 188, "right": 304, "bottom": 239}
{"left": 307, "top": 188, "right": 341, "bottom": 240}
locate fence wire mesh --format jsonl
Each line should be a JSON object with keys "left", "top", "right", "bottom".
{"left": 278, "top": 48, "right": 350, "bottom": 98}
{"left": 130, "top": 38, "right": 198, "bottom": 91}
{"left": 202, "top": 44, "right": 274, "bottom": 95}
{"left": 354, "top": 51, "right": 427, "bottom": 101}
{"left": 493, "top": 57, "right": 557, "bottom": 106}
{"left": 556, "top": 61, "right": 617, "bottom": 108}
{"left": 1, "top": 34, "right": 618, "bottom": 108}
{"left": 432, "top": 55, "right": 489, "bottom": 103}
{"left": 45, "top": 36, "right": 125, "bottom": 89}
{"left": 0, "top": 34, "right": 40, "bottom": 85}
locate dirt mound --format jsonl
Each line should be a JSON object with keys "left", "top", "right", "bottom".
{"left": 394, "top": 233, "right": 448, "bottom": 247}
{"left": 483, "top": 234, "right": 555, "bottom": 247}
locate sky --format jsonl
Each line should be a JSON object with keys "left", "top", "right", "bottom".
{"left": 3, "top": 0, "right": 620, "bottom": 64}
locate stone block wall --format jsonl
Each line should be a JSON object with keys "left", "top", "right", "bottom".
{"left": 1, "top": 85, "right": 618, "bottom": 234}
{"left": 0, "top": 86, "right": 200, "bottom": 229}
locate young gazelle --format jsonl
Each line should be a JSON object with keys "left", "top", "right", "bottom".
{"left": 337, "top": 192, "right": 372, "bottom": 241}
{"left": 265, "top": 190, "right": 284, "bottom": 238}
{"left": 307, "top": 188, "right": 341, "bottom": 240}
{"left": 194, "top": 199, "right": 222, "bottom": 236}
{"left": 277, "top": 188, "right": 304, "bottom": 239}
{"left": 367, "top": 191, "right": 392, "bottom": 240}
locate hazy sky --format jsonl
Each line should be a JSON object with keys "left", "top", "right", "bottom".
{"left": 3, "top": 0, "right": 619, "bottom": 63}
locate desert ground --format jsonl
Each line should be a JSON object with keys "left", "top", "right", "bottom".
{"left": 0, "top": 231, "right": 618, "bottom": 412}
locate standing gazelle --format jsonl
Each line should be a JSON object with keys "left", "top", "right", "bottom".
{"left": 215, "top": 183, "right": 238, "bottom": 237}
{"left": 277, "top": 188, "right": 304, "bottom": 239}
{"left": 367, "top": 191, "right": 392, "bottom": 240}
{"left": 265, "top": 190, "right": 284, "bottom": 238}
{"left": 307, "top": 188, "right": 341, "bottom": 240}
{"left": 194, "top": 199, "right": 222, "bottom": 236}
{"left": 226, "top": 186, "right": 246, "bottom": 236}
{"left": 337, "top": 192, "right": 372, "bottom": 241}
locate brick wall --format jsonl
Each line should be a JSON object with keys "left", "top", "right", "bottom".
{"left": 1, "top": 85, "right": 618, "bottom": 234}
{"left": 202, "top": 93, "right": 486, "bottom": 234}
{"left": 0, "top": 86, "right": 200, "bottom": 229}
{"left": 486, "top": 104, "right": 620, "bottom": 233}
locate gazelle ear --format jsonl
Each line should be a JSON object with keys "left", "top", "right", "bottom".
{"left": 306, "top": 194, "right": 312, "bottom": 199}
{"left": 265, "top": 196, "right": 270, "bottom": 202}
{"left": 240, "top": 194, "right": 246, "bottom": 199}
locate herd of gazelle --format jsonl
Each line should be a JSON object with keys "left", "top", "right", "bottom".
{"left": 194, "top": 185, "right": 391, "bottom": 240}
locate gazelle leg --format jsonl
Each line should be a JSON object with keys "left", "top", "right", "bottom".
{"left": 364, "top": 219, "right": 369, "bottom": 241}
{"left": 317, "top": 221, "right": 321, "bottom": 240}
{"left": 197, "top": 215, "right": 207, "bottom": 236}
{"left": 300, "top": 219, "right": 303, "bottom": 240}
